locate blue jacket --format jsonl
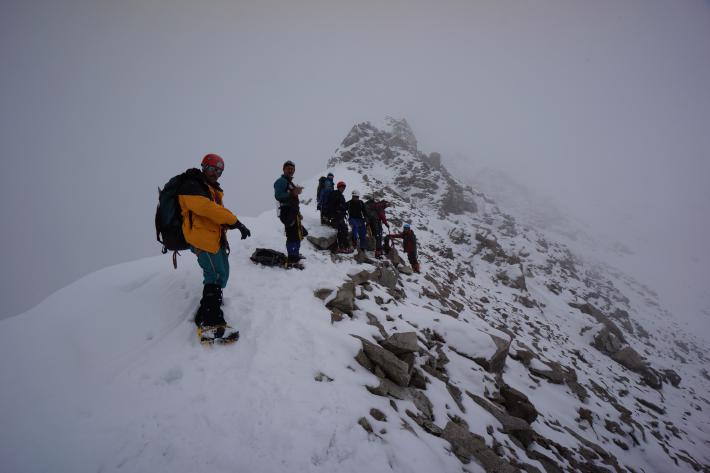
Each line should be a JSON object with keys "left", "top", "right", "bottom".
{"left": 318, "top": 178, "right": 334, "bottom": 206}
{"left": 274, "top": 175, "right": 296, "bottom": 206}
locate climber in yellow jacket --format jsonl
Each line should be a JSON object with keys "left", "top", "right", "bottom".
{"left": 178, "top": 154, "right": 251, "bottom": 328}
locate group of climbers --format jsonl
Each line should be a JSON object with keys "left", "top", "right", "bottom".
{"left": 158, "top": 155, "right": 419, "bottom": 338}
{"left": 315, "top": 172, "right": 419, "bottom": 272}
{"left": 274, "top": 165, "right": 419, "bottom": 272}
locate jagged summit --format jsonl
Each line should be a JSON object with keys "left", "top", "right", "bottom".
{"left": 329, "top": 118, "right": 477, "bottom": 219}
{"left": 337, "top": 117, "right": 418, "bottom": 154}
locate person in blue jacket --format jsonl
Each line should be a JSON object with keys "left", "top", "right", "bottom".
{"left": 273, "top": 160, "right": 306, "bottom": 268}
{"left": 318, "top": 172, "right": 335, "bottom": 224}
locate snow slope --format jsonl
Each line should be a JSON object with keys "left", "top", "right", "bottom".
{"left": 0, "top": 208, "right": 460, "bottom": 473}
{"left": 1, "top": 118, "right": 708, "bottom": 473}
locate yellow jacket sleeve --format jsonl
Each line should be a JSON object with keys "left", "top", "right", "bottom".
{"left": 180, "top": 194, "right": 238, "bottom": 225}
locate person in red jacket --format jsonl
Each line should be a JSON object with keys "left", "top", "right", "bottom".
{"left": 364, "top": 194, "right": 390, "bottom": 258}
{"left": 388, "top": 223, "right": 420, "bottom": 273}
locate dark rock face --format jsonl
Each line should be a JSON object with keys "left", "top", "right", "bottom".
{"left": 530, "top": 360, "right": 569, "bottom": 385}
{"left": 307, "top": 233, "right": 336, "bottom": 250}
{"left": 510, "top": 346, "right": 535, "bottom": 366}
{"left": 465, "top": 333, "right": 511, "bottom": 375}
{"left": 376, "top": 265, "right": 399, "bottom": 290}
{"left": 640, "top": 367, "right": 663, "bottom": 390}
{"left": 358, "top": 417, "right": 373, "bottom": 434}
{"left": 468, "top": 393, "right": 535, "bottom": 448}
{"left": 592, "top": 327, "right": 625, "bottom": 355}
{"left": 370, "top": 408, "right": 387, "bottom": 422}
{"left": 358, "top": 337, "right": 412, "bottom": 387}
{"left": 604, "top": 341, "right": 663, "bottom": 390}
{"left": 440, "top": 180, "right": 477, "bottom": 215}
{"left": 441, "top": 421, "right": 520, "bottom": 472}
{"left": 500, "top": 384, "right": 538, "bottom": 424}
{"left": 661, "top": 369, "right": 681, "bottom": 387}
{"left": 611, "top": 346, "right": 646, "bottom": 371}
{"left": 380, "top": 332, "right": 419, "bottom": 355}
{"left": 488, "top": 335, "right": 512, "bottom": 374}
{"left": 325, "top": 282, "right": 355, "bottom": 315}
{"left": 366, "top": 377, "right": 407, "bottom": 400}
{"left": 578, "top": 304, "right": 665, "bottom": 390}
{"left": 448, "top": 227, "right": 471, "bottom": 245}
{"left": 313, "top": 288, "right": 333, "bottom": 300}
{"left": 387, "top": 117, "right": 418, "bottom": 153}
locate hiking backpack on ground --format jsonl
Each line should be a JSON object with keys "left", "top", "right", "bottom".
{"left": 155, "top": 172, "right": 190, "bottom": 267}
{"left": 250, "top": 248, "right": 289, "bottom": 267}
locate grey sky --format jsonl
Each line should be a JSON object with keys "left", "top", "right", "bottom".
{"left": 1, "top": 0, "right": 709, "bottom": 320}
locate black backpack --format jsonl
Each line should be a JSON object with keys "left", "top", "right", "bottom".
{"left": 155, "top": 172, "right": 190, "bottom": 267}
{"left": 317, "top": 176, "right": 326, "bottom": 201}
{"left": 250, "top": 248, "right": 288, "bottom": 267}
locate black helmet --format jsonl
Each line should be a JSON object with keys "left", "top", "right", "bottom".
{"left": 283, "top": 160, "right": 295, "bottom": 170}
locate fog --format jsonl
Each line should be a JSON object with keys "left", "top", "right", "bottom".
{"left": 1, "top": 0, "right": 709, "bottom": 330}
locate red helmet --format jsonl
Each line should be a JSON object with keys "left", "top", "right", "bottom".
{"left": 201, "top": 154, "right": 224, "bottom": 170}
{"left": 336, "top": 181, "right": 346, "bottom": 188}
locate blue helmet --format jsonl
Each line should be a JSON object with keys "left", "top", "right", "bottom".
{"left": 403, "top": 223, "right": 411, "bottom": 230}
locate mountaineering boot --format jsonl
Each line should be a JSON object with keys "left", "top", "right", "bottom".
{"left": 413, "top": 263, "right": 421, "bottom": 273}
{"left": 214, "top": 285, "right": 223, "bottom": 306}
{"left": 286, "top": 255, "right": 305, "bottom": 270}
{"left": 196, "top": 283, "right": 239, "bottom": 345}
{"left": 195, "top": 283, "right": 226, "bottom": 327}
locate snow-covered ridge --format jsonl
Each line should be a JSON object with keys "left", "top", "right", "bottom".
{"left": 1, "top": 118, "right": 708, "bottom": 473}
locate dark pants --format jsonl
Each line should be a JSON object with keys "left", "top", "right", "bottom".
{"left": 332, "top": 216, "right": 350, "bottom": 249}
{"left": 406, "top": 251, "right": 418, "bottom": 266}
{"left": 368, "top": 219, "right": 383, "bottom": 251}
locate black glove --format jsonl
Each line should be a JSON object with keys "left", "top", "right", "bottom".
{"left": 228, "top": 221, "right": 251, "bottom": 239}
{"left": 237, "top": 222, "right": 251, "bottom": 239}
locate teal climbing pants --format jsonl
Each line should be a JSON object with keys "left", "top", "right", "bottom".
{"left": 192, "top": 246, "right": 230, "bottom": 289}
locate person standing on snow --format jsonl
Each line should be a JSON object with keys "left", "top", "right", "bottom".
{"left": 347, "top": 190, "right": 369, "bottom": 254}
{"left": 318, "top": 172, "right": 335, "bottom": 224}
{"left": 325, "top": 180, "right": 351, "bottom": 252}
{"left": 388, "top": 223, "right": 420, "bottom": 273}
{"left": 178, "top": 154, "right": 251, "bottom": 328}
{"left": 364, "top": 193, "right": 390, "bottom": 259}
{"left": 274, "top": 160, "right": 306, "bottom": 268}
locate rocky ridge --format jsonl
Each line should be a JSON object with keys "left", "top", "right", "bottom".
{"left": 311, "top": 117, "right": 710, "bottom": 472}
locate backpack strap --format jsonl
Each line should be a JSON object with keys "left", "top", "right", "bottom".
{"left": 172, "top": 250, "right": 180, "bottom": 269}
